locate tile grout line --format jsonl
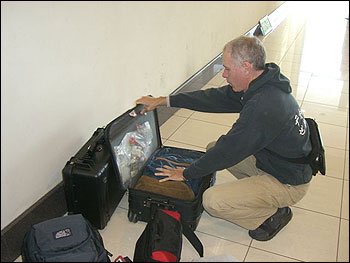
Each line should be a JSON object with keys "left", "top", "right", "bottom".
{"left": 247, "top": 246, "right": 304, "bottom": 262}
{"left": 302, "top": 100, "right": 349, "bottom": 110}
{"left": 291, "top": 205, "right": 347, "bottom": 221}
{"left": 299, "top": 71, "right": 312, "bottom": 106}
{"left": 302, "top": 100, "right": 350, "bottom": 110}
{"left": 336, "top": 113, "right": 349, "bottom": 261}
{"left": 276, "top": 20, "right": 308, "bottom": 66}
{"left": 243, "top": 240, "right": 253, "bottom": 262}
{"left": 161, "top": 115, "right": 190, "bottom": 142}
{"left": 336, "top": 194, "right": 344, "bottom": 262}
{"left": 325, "top": 174, "right": 349, "bottom": 182}
{"left": 164, "top": 138, "right": 206, "bottom": 151}
{"left": 194, "top": 229, "right": 251, "bottom": 250}
{"left": 188, "top": 116, "right": 234, "bottom": 128}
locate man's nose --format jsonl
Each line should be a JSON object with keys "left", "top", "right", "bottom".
{"left": 222, "top": 70, "right": 227, "bottom": 79}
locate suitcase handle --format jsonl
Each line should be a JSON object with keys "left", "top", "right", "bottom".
{"left": 87, "top": 128, "right": 105, "bottom": 156}
{"left": 69, "top": 157, "right": 95, "bottom": 170}
{"left": 144, "top": 197, "right": 175, "bottom": 211}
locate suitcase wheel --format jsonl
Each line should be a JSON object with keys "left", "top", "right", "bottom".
{"left": 128, "top": 210, "right": 138, "bottom": 223}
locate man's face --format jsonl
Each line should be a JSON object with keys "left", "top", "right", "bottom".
{"left": 222, "top": 51, "right": 249, "bottom": 92}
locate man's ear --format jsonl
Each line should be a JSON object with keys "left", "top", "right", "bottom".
{"left": 242, "top": 61, "right": 253, "bottom": 73}
{"left": 242, "top": 61, "right": 253, "bottom": 69}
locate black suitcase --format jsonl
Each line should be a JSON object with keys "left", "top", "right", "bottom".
{"left": 63, "top": 104, "right": 215, "bottom": 231}
{"left": 62, "top": 128, "right": 124, "bottom": 230}
{"left": 104, "top": 105, "right": 216, "bottom": 231}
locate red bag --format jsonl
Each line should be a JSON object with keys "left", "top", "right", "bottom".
{"left": 133, "top": 209, "right": 203, "bottom": 262}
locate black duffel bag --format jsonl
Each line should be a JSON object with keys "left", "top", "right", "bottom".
{"left": 21, "top": 214, "right": 112, "bottom": 262}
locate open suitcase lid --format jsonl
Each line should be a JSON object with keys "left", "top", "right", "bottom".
{"left": 105, "top": 104, "right": 162, "bottom": 191}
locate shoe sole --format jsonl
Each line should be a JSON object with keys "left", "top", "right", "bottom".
{"left": 249, "top": 209, "right": 293, "bottom": 241}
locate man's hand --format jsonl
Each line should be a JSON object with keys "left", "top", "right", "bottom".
{"left": 135, "top": 96, "right": 167, "bottom": 114}
{"left": 155, "top": 165, "right": 187, "bottom": 182}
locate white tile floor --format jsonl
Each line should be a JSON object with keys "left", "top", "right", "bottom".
{"left": 99, "top": 3, "right": 349, "bottom": 262}
{"left": 16, "top": 2, "right": 349, "bottom": 262}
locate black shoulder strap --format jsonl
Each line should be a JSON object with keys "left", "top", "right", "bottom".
{"left": 264, "top": 147, "right": 311, "bottom": 164}
{"left": 181, "top": 223, "right": 203, "bottom": 257}
{"left": 264, "top": 118, "right": 326, "bottom": 176}
{"left": 265, "top": 118, "right": 323, "bottom": 164}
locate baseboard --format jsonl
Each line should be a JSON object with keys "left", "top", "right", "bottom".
{"left": 1, "top": 182, "right": 67, "bottom": 262}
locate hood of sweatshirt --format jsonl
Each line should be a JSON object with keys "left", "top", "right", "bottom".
{"left": 243, "top": 63, "right": 291, "bottom": 102}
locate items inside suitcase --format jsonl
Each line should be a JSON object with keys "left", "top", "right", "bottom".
{"left": 107, "top": 107, "right": 202, "bottom": 201}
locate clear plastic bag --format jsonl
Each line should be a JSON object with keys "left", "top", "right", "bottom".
{"left": 114, "top": 121, "right": 153, "bottom": 188}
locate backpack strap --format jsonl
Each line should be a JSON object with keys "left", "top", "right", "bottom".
{"left": 181, "top": 223, "right": 203, "bottom": 257}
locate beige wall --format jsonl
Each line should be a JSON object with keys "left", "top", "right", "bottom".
{"left": 1, "top": 1, "right": 283, "bottom": 229}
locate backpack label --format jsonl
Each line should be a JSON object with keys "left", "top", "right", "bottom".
{"left": 53, "top": 228, "right": 72, "bottom": 239}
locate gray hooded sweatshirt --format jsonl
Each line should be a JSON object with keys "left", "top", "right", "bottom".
{"left": 169, "top": 63, "right": 312, "bottom": 186}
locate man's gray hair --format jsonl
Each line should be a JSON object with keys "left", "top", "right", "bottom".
{"left": 224, "top": 36, "right": 266, "bottom": 70}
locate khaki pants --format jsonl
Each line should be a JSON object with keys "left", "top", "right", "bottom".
{"left": 203, "top": 142, "right": 310, "bottom": 230}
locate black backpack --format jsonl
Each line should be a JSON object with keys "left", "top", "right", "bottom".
{"left": 21, "top": 214, "right": 112, "bottom": 262}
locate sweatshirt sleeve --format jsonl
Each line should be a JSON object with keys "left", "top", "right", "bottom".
{"left": 169, "top": 85, "right": 243, "bottom": 113}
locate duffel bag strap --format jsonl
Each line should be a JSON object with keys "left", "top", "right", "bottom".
{"left": 181, "top": 223, "right": 203, "bottom": 257}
